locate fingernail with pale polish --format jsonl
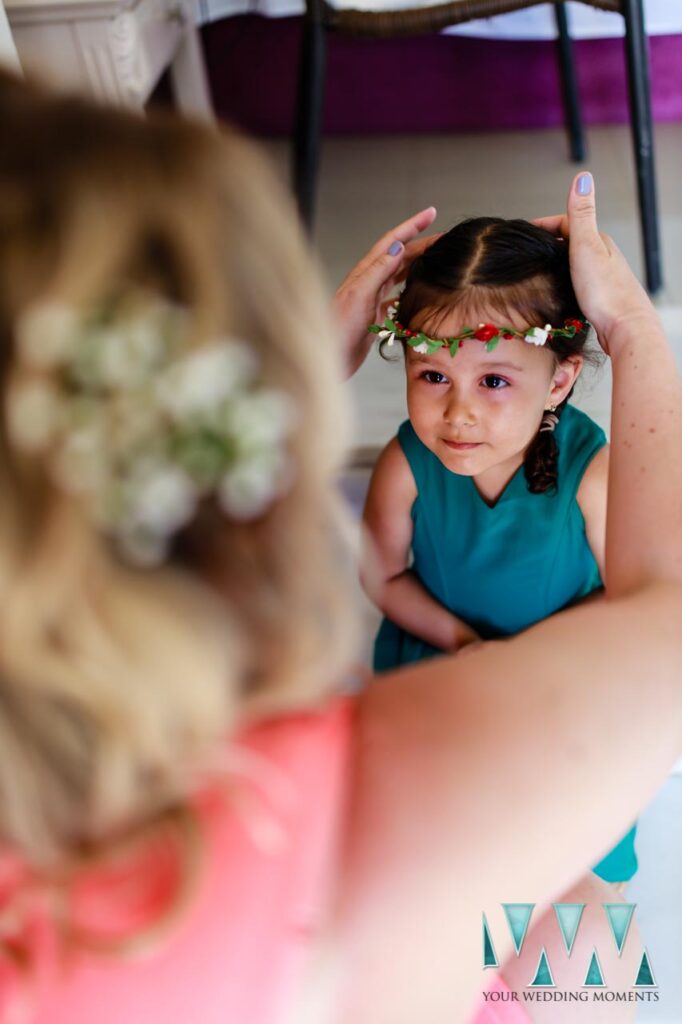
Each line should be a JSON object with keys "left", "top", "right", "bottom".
{"left": 388, "top": 241, "right": 403, "bottom": 256}
{"left": 577, "top": 173, "right": 593, "bottom": 196}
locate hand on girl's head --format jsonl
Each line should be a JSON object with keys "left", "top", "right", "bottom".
{"left": 533, "top": 172, "right": 654, "bottom": 350}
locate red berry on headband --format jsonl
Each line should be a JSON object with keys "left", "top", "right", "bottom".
{"left": 474, "top": 323, "right": 498, "bottom": 342}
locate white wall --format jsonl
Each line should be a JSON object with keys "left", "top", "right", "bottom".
{"left": 0, "top": 1, "right": 21, "bottom": 71}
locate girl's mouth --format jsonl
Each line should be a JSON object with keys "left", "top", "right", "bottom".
{"left": 443, "top": 440, "right": 482, "bottom": 451}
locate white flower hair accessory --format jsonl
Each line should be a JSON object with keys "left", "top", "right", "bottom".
{"left": 8, "top": 293, "right": 297, "bottom": 566}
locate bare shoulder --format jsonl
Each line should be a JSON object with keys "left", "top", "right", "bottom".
{"left": 365, "top": 436, "right": 417, "bottom": 507}
{"left": 362, "top": 436, "right": 417, "bottom": 530}
{"left": 577, "top": 442, "right": 609, "bottom": 512}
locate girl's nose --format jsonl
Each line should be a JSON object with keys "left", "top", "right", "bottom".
{"left": 444, "top": 390, "right": 476, "bottom": 428}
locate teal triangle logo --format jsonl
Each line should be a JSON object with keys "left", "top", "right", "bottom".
{"left": 634, "top": 949, "right": 657, "bottom": 987}
{"left": 502, "top": 904, "right": 535, "bottom": 955}
{"left": 483, "top": 914, "right": 499, "bottom": 969}
{"left": 584, "top": 949, "right": 606, "bottom": 987}
{"left": 553, "top": 903, "right": 585, "bottom": 956}
{"left": 603, "top": 903, "right": 635, "bottom": 956}
{"left": 529, "top": 948, "right": 554, "bottom": 987}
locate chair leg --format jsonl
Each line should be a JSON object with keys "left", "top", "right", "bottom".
{"left": 554, "top": 1, "right": 586, "bottom": 162}
{"left": 293, "top": 0, "right": 327, "bottom": 232}
{"left": 622, "top": 0, "right": 662, "bottom": 295}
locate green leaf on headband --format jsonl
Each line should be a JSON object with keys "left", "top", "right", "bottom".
{"left": 384, "top": 317, "right": 397, "bottom": 330}
{"left": 449, "top": 339, "right": 461, "bottom": 357}
{"left": 367, "top": 324, "right": 381, "bottom": 334}
{"left": 485, "top": 337, "right": 502, "bottom": 352}
{"left": 427, "top": 340, "right": 443, "bottom": 354}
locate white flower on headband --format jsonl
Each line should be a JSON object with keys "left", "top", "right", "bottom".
{"left": 377, "top": 329, "right": 396, "bottom": 347}
{"left": 412, "top": 341, "right": 430, "bottom": 355}
{"left": 8, "top": 296, "right": 296, "bottom": 567}
{"left": 524, "top": 325, "right": 552, "bottom": 347}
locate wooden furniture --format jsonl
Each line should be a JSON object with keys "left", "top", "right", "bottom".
{"left": 5, "top": 0, "right": 213, "bottom": 116}
{"left": 294, "top": 0, "right": 662, "bottom": 294}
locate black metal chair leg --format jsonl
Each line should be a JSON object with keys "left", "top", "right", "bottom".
{"left": 554, "top": 1, "right": 586, "bottom": 162}
{"left": 293, "top": 0, "right": 327, "bottom": 231}
{"left": 622, "top": 0, "right": 662, "bottom": 294}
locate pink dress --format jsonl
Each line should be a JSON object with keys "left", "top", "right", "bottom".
{"left": 1, "top": 696, "right": 526, "bottom": 1024}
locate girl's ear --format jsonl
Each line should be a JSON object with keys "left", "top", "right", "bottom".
{"left": 549, "top": 354, "right": 583, "bottom": 405}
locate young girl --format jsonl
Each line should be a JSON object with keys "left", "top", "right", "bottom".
{"left": 362, "top": 218, "right": 635, "bottom": 885}
{"left": 2, "top": 70, "right": 682, "bottom": 1024}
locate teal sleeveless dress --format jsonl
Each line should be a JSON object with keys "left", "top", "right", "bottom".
{"left": 373, "top": 404, "right": 637, "bottom": 883}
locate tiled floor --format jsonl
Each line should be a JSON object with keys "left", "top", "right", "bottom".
{"left": 263, "top": 123, "right": 682, "bottom": 1020}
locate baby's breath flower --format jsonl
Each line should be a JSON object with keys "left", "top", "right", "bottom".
{"left": 53, "top": 425, "right": 108, "bottom": 493}
{"left": 117, "top": 530, "right": 169, "bottom": 569}
{"left": 157, "top": 341, "right": 257, "bottom": 420}
{"left": 224, "top": 390, "right": 297, "bottom": 451}
{"left": 15, "top": 303, "right": 78, "bottom": 369}
{"left": 7, "top": 380, "right": 62, "bottom": 451}
{"left": 125, "top": 461, "right": 197, "bottom": 537}
{"left": 9, "top": 298, "right": 295, "bottom": 566}
{"left": 218, "top": 449, "right": 289, "bottom": 521}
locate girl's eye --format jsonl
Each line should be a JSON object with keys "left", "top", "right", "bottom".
{"left": 481, "top": 375, "right": 509, "bottom": 390}
{"left": 421, "top": 371, "right": 448, "bottom": 384}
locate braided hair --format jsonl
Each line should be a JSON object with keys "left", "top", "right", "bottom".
{"left": 389, "top": 218, "right": 594, "bottom": 494}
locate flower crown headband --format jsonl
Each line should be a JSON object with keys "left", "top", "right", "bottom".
{"left": 7, "top": 293, "right": 296, "bottom": 567}
{"left": 369, "top": 303, "right": 588, "bottom": 357}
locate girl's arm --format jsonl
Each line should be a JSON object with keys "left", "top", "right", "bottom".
{"left": 361, "top": 438, "right": 480, "bottom": 653}
{"left": 329, "top": 175, "right": 682, "bottom": 1023}
{"left": 577, "top": 443, "right": 608, "bottom": 580}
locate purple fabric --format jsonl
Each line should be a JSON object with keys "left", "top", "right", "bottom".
{"left": 202, "top": 16, "right": 682, "bottom": 136}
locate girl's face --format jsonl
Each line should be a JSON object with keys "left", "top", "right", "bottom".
{"left": 405, "top": 307, "right": 582, "bottom": 491}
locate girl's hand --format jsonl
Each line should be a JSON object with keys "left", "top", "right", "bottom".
{"left": 449, "top": 620, "right": 482, "bottom": 655}
{"left": 455, "top": 637, "right": 484, "bottom": 658}
{"left": 333, "top": 207, "right": 439, "bottom": 378}
{"left": 534, "top": 172, "right": 656, "bottom": 355}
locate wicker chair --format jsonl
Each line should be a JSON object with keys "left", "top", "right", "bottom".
{"left": 293, "top": 0, "right": 661, "bottom": 293}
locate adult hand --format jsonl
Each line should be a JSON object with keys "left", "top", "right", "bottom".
{"left": 333, "top": 207, "right": 438, "bottom": 378}
{"left": 534, "top": 172, "right": 656, "bottom": 355}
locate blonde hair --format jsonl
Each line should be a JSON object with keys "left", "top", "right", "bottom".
{"left": 0, "top": 71, "right": 357, "bottom": 956}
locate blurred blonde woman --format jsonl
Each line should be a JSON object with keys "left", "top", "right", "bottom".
{"left": 0, "top": 70, "right": 680, "bottom": 1024}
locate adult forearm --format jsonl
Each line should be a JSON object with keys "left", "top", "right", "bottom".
{"left": 605, "top": 313, "right": 682, "bottom": 596}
